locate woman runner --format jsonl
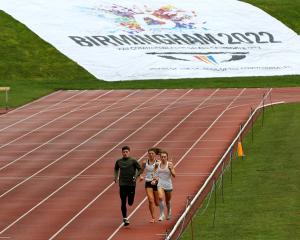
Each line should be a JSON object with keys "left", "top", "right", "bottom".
{"left": 140, "top": 147, "right": 161, "bottom": 223}
{"left": 155, "top": 150, "right": 175, "bottom": 221}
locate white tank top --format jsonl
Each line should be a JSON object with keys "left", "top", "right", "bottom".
{"left": 157, "top": 162, "right": 173, "bottom": 190}
{"left": 145, "top": 159, "right": 157, "bottom": 182}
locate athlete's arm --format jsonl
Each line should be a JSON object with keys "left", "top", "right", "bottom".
{"left": 114, "top": 160, "right": 119, "bottom": 183}
{"left": 168, "top": 162, "right": 176, "bottom": 178}
{"left": 134, "top": 160, "right": 142, "bottom": 181}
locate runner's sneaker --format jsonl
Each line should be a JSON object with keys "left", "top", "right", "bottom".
{"left": 123, "top": 218, "right": 130, "bottom": 226}
{"left": 158, "top": 213, "right": 165, "bottom": 221}
{"left": 167, "top": 209, "right": 172, "bottom": 220}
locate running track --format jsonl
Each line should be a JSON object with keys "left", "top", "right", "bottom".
{"left": 0, "top": 88, "right": 299, "bottom": 240}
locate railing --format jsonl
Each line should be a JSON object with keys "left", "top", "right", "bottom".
{"left": 165, "top": 90, "right": 284, "bottom": 240}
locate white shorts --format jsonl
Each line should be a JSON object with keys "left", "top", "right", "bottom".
{"left": 157, "top": 180, "right": 173, "bottom": 191}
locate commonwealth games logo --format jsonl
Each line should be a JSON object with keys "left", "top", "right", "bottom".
{"left": 81, "top": 4, "right": 207, "bottom": 34}
{"left": 78, "top": 4, "right": 248, "bottom": 65}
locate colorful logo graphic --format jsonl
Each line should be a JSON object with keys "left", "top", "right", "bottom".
{"left": 81, "top": 4, "right": 207, "bottom": 34}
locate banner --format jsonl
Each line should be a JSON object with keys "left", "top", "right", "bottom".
{"left": 1, "top": 0, "right": 300, "bottom": 81}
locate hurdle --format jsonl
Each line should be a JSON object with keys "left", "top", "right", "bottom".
{"left": 0, "top": 86, "right": 10, "bottom": 112}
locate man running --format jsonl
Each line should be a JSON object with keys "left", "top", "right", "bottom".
{"left": 114, "top": 146, "right": 142, "bottom": 226}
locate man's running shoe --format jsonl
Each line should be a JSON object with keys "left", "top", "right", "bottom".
{"left": 123, "top": 218, "right": 130, "bottom": 226}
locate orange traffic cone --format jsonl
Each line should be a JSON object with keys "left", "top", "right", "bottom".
{"left": 237, "top": 141, "right": 245, "bottom": 157}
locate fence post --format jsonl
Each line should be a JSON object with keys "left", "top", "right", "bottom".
{"left": 269, "top": 92, "right": 274, "bottom": 112}
{"left": 0, "top": 87, "right": 10, "bottom": 112}
{"left": 221, "top": 161, "right": 224, "bottom": 203}
{"left": 250, "top": 107, "right": 254, "bottom": 143}
{"left": 185, "top": 196, "right": 195, "bottom": 240}
{"left": 213, "top": 179, "right": 217, "bottom": 227}
{"left": 230, "top": 148, "right": 233, "bottom": 184}
{"left": 190, "top": 215, "right": 194, "bottom": 240}
{"left": 262, "top": 93, "right": 265, "bottom": 127}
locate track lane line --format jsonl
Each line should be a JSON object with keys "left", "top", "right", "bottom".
{"left": 0, "top": 90, "right": 113, "bottom": 156}
{"left": 0, "top": 90, "right": 141, "bottom": 172}
{"left": 0, "top": 90, "right": 141, "bottom": 196}
{"left": 0, "top": 89, "right": 195, "bottom": 236}
{"left": 48, "top": 89, "right": 219, "bottom": 239}
{"left": 0, "top": 91, "right": 60, "bottom": 120}
{"left": 0, "top": 89, "right": 185, "bottom": 235}
{"left": 166, "top": 88, "right": 273, "bottom": 240}
{"left": 0, "top": 91, "right": 86, "bottom": 133}
{"left": 106, "top": 88, "right": 246, "bottom": 240}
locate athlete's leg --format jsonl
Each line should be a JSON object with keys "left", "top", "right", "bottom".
{"left": 165, "top": 190, "right": 172, "bottom": 219}
{"left": 158, "top": 187, "right": 165, "bottom": 221}
{"left": 146, "top": 187, "right": 156, "bottom": 221}
{"left": 127, "top": 185, "right": 136, "bottom": 206}
{"left": 119, "top": 186, "right": 128, "bottom": 218}
{"left": 153, "top": 186, "right": 159, "bottom": 206}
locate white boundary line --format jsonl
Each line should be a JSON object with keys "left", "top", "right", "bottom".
{"left": 0, "top": 172, "right": 211, "bottom": 180}
{"left": 0, "top": 90, "right": 141, "bottom": 195}
{"left": 0, "top": 91, "right": 86, "bottom": 133}
{"left": 0, "top": 90, "right": 142, "bottom": 172}
{"left": 48, "top": 89, "right": 220, "bottom": 240}
{"left": 165, "top": 88, "right": 275, "bottom": 240}
{"left": 0, "top": 88, "right": 194, "bottom": 235}
{"left": 0, "top": 89, "right": 176, "bottom": 233}
{"left": 29, "top": 89, "right": 152, "bottom": 114}
{"left": 1, "top": 88, "right": 264, "bottom": 238}
{"left": 0, "top": 91, "right": 60, "bottom": 120}
{"left": 17, "top": 90, "right": 87, "bottom": 112}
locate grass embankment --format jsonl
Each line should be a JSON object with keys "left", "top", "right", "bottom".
{"left": 243, "top": 0, "right": 300, "bottom": 33}
{"left": 180, "top": 103, "right": 300, "bottom": 240}
{"left": 0, "top": 0, "right": 300, "bottom": 108}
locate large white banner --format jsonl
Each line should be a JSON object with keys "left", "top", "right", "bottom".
{"left": 1, "top": 0, "right": 300, "bottom": 81}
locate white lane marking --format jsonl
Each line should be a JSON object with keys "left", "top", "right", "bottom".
{"left": 0, "top": 173, "right": 210, "bottom": 181}
{"left": 106, "top": 88, "right": 246, "bottom": 240}
{"left": 0, "top": 90, "right": 140, "bottom": 194}
{"left": 0, "top": 91, "right": 113, "bottom": 154}
{"left": 0, "top": 91, "right": 60, "bottom": 120}
{"left": 0, "top": 91, "right": 85, "bottom": 133}
{"left": 0, "top": 90, "right": 139, "bottom": 172}
{"left": 0, "top": 89, "right": 172, "bottom": 234}
{"left": 49, "top": 89, "right": 219, "bottom": 240}
{"left": 53, "top": 90, "right": 198, "bottom": 239}
{"left": 165, "top": 88, "right": 273, "bottom": 240}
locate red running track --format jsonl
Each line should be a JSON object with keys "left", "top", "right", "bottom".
{"left": 0, "top": 88, "right": 299, "bottom": 240}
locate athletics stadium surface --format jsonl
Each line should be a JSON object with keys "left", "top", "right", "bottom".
{"left": 0, "top": 88, "right": 299, "bottom": 240}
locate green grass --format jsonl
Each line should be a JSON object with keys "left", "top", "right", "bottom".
{"left": 243, "top": 0, "right": 300, "bottom": 33}
{"left": 0, "top": 0, "right": 300, "bottom": 108}
{"left": 0, "top": 1, "right": 299, "bottom": 238}
{"left": 180, "top": 103, "right": 300, "bottom": 240}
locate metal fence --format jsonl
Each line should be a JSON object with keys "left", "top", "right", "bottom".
{"left": 165, "top": 90, "right": 284, "bottom": 240}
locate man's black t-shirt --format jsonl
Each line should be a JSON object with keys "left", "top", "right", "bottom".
{"left": 114, "top": 157, "right": 141, "bottom": 186}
